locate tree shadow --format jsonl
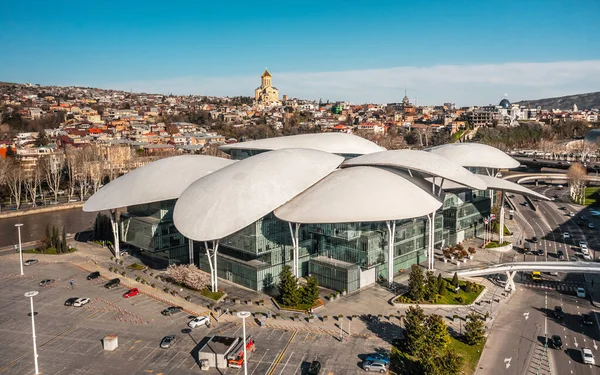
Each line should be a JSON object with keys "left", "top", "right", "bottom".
{"left": 359, "top": 314, "right": 403, "bottom": 344}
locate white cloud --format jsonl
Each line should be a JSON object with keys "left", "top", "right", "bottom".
{"left": 106, "top": 60, "right": 600, "bottom": 106}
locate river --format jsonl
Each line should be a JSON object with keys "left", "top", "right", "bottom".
{"left": 0, "top": 208, "right": 98, "bottom": 247}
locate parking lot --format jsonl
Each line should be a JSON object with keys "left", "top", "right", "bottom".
{"left": 0, "top": 256, "right": 390, "bottom": 375}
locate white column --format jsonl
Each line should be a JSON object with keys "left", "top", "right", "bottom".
{"left": 213, "top": 240, "right": 219, "bottom": 292}
{"left": 188, "top": 239, "right": 194, "bottom": 265}
{"left": 109, "top": 209, "right": 120, "bottom": 259}
{"left": 386, "top": 220, "right": 396, "bottom": 287}
{"left": 288, "top": 222, "right": 301, "bottom": 278}
{"left": 204, "top": 241, "right": 216, "bottom": 293}
{"left": 429, "top": 212, "right": 435, "bottom": 271}
{"left": 499, "top": 192, "right": 506, "bottom": 243}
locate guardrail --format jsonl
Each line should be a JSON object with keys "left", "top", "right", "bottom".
{"left": 457, "top": 261, "right": 600, "bottom": 277}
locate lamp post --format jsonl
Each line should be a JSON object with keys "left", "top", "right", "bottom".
{"left": 237, "top": 311, "right": 251, "bottom": 375}
{"left": 25, "top": 291, "right": 39, "bottom": 374}
{"left": 16, "top": 224, "right": 23, "bottom": 276}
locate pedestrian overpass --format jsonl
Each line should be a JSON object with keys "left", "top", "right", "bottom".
{"left": 456, "top": 261, "right": 600, "bottom": 291}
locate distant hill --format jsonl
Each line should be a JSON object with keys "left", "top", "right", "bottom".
{"left": 515, "top": 91, "right": 600, "bottom": 110}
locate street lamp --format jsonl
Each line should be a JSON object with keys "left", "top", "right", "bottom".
{"left": 237, "top": 311, "right": 251, "bottom": 375}
{"left": 16, "top": 224, "right": 23, "bottom": 276}
{"left": 24, "top": 291, "right": 39, "bottom": 374}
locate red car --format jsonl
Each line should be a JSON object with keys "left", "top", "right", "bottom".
{"left": 123, "top": 288, "right": 139, "bottom": 298}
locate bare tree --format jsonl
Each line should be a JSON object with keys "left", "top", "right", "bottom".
{"left": 22, "top": 163, "right": 42, "bottom": 206}
{"left": 567, "top": 162, "right": 587, "bottom": 204}
{"left": 105, "top": 145, "right": 132, "bottom": 181}
{"left": 42, "top": 153, "right": 65, "bottom": 202}
{"left": 5, "top": 159, "right": 23, "bottom": 209}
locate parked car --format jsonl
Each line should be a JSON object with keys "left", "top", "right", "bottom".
{"left": 123, "top": 288, "right": 139, "bottom": 298}
{"left": 39, "top": 279, "right": 56, "bottom": 287}
{"left": 582, "top": 314, "right": 594, "bottom": 326}
{"left": 104, "top": 278, "right": 120, "bottom": 289}
{"left": 531, "top": 236, "right": 538, "bottom": 243}
{"left": 557, "top": 250, "right": 565, "bottom": 259}
{"left": 64, "top": 297, "right": 78, "bottom": 306}
{"left": 73, "top": 297, "right": 91, "bottom": 307}
{"left": 307, "top": 360, "right": 322, "bottom": 375}
{"left": 582, "top": 348, "right": 595, "bottom": 365}
{"left": 577, "top": 287, "right": 586, "bottom": 298}
{"left": 160, "top": 335, "right": 177, "bottom": 349}
{"left": 563, "top": 232, "right": 571, "bottom": 239}
{"left": 494, "top": 273, "right": 508, "bottom": 286}
{"left": 549, "top": 335, "right": 563, "bottom": 349}
{"left": 23, "top": 259, "right": 39, "bottom": 266}
{"left": 161, "top": 306, "right": 183, "bottom": 316}
{"left": 569, "top": 212, "right": 575, "bottom": 217}
{"left": 86, "top": 271, "right": 100, "bottom": 280}
{"left": 553, "top": 306, "right": 564, "bottom": 319}
{"left": 188, "top": 316, "right": 210, "bottom": 328}
{"left": 583, "top": 253, "right": 592, "bottom": 260}
{"left": 365, "top": 353, "right": 390, "bottom": 365}
{"left": 589, "top": 222, "right": 596, "bottom": 229}
{"left": 362, "top": 360, "right": 388, "bottom": 373}
{"left": 533, "top": 249, "right": 545, "bottom": 256}
{"left": 579, "top": 240, "right": 587, "bottom": 247}
{"left": 577, "top": 220, "right": 585, "bottom": 226}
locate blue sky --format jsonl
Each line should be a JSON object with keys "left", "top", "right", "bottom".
{"left": 2, "top": 0, "right": 600, "bottom": 105}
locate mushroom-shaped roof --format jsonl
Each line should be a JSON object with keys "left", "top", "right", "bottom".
{"left": 173, "top": 148, "right": 344, "bottom": 241}
{"left": 341, "top": 150, "right": 487, "bottom": 190}
{"left": 274, "top": 166, "right": 443, "bottom": 224}
{"left": 219, "top": 133, "right": 386, "bottom": 156}
{"left": 83, "top": 155, "right": 235, "bottom": 212}
{"left": 433, "top": 175, "right": 549, "bottom": 200}
{"left": 426, "top": 143, "right": 520, "bottom": 169}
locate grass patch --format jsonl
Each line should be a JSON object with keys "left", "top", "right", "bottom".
{"left": 484, "top": 240, "right": 511, "bottom": 249}
{"left": 278, "top": 298, "right": 325, "bottom": 312}
{"left": 23, "top": 247, "right": 76, "bottom": 255}
{"left": 448, "top": 336, "right": 485, "bottom": 374}
{"left": 584, "top": 187, "right": 600, "bottom": 206}
{"left": 126, "top": 263, "right": 146, "bottom": 270}
{"left": 394, "top": 279, "right": 483, "bottom": 305}
{"left": 390, "top": 337, "right": 484, "bottom": 375}
{"left": 200, "top": 288, "right": 225, "bottom": 301}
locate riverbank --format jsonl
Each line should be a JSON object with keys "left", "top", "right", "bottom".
{"left": 0, "top": 202, "right": 84, "bottom": 219}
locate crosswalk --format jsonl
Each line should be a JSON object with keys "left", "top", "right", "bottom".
{"left": 521, "top": 280, "right": 584, "bottom": 292}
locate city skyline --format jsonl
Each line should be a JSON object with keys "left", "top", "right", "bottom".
{"left": 2, "top": 0, "right": 600, "bottom": 105}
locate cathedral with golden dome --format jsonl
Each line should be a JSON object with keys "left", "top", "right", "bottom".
{"left": 254, "top": 69, "right": 280, "bottom": 105}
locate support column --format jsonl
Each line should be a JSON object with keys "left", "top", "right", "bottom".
{"left": 505, "top": 270, "right": 517, "bottom": 292}
{"left": 429, "top": 212, "right": 436, "bottom": 271}
{"left": 213, "top": 240, "right": 219, "bottom": 292}
{"left": 499, "top": 192, "right": 506, "bottom": 243}
{"left": 109, "top": 209, "right": 120, "bottom": 259}
{"left": 188, "top": 239, "right": 194, "bottom": 265}
{"left": 204, "top": 240, "right": 220, "bottom": 293}
{"left": 288, "top": 223, "right": 301, "bottom": 278}
{"left": 385, "top": 221, "right": 396, "bottom": 287}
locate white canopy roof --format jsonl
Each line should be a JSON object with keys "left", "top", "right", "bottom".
{"left": 426, "top": 143, "right": 520, "bottom": 169}
{"left": 433, "top": 175, "right": 550, "bottom": 200}
{"left": 274, "top": 166, "right": 443, "bottom": 224}
{"left": 219, "top": 133, "right": 386, "bottom": 155}
{"left": 341, "top": 150, "right": 487, "bottom": 190}
{"left": 173, "top": 148, "right": 344, "bottom": 241}
{"left": 83, "top": 155, "right": 235, "bottom": 212}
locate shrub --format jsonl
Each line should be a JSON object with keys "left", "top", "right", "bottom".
{"left": 164, "top": 287, "right": 170, "bottom": 293}
{"left": 456, "top": 296, "right": 465, "bottom": 304}
{"left": 465, "top": 281, "right": 473, "bottom": 293}
{"left": 119, "top": 260, "right": 124, "bottom": 265}
{"left": 110, "top": 256, "right": 114, "bottom": 261}
{"left": 121, "top": 271, "right": 126, "bottom": 276}
{"left": 135, "top": 276, "right": 141, "bottom": 282}
{"left": 151, "top": 283, "right": 156, "bottom": 288}
{"left": 468, "top": 247, "right": 476, "bottom": 254}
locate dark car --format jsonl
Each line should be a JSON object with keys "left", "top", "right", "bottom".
{"left": 365, "top": 353, "right": 390, "bottom": 365}
{"left": 104, "top": 278, "right": 120, "bottom": 289}
{"left": 557, "top": 250, "right": 565, "bottom": 259}
{"left": 160, "top": 335, "right": 177, "bottom": 349}
{"left": 582, "top": 314, "right": 594, "bottom": 326}
{"left": 64, "top": 297, "right": 78, "bottom": 306}
{"left": 307, "top": 360, "right": 321, "bottom": 375}
{"left": 550, "top": 335, "right": 563, "bottom": 349}
{"left": 578, "top": 220, "right": 586, "bottom": 226}
{"left": 533, "top": 249, "right": 545, "bottom": 256}
{"left": 161, "top": 306, "right": 183, "bottom": 316}
{"left": 531, "top": 236, "right": 538, "bottom": 243}
{"left": 87, "top": 271, "right": 100, "bottom": 280}
{"left": 554, "top": 306, "right": 564, "bottom": 319}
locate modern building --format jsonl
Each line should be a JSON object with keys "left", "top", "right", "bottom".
{"left": 84, "top": 134, "right": 544, "bottom": 294}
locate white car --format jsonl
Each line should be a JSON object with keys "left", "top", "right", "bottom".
{"left": 589, "top": 222, "right": 596, "bottom": 229}
{"left": 583, "top": 253, "right": 592, "bottom": 260}
{"left": 563, "top": 232, "right": 571, "bottom": 239}
{"left": 579, "top": 240, "right": 587, "bottom": 247}
{"left": 577, "top": 287, "right": 586, "bottom": 298}
{"left": 188, "top": 316, "right": 209, "bottom": 328}
{"left": 582, "top": 348, "right": 595, "bottom": 365}
{"left": 73, "top": 297, "right": 90, "bottom": 307}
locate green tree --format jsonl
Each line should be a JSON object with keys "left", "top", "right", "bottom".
{"left": 277, "top": 265, "right": 299, "bottom": 307}
{"left": 451, "top": 272, "right": 459, "bottom": 288}
{"left": 424, "top": 271, "right": 438, "bottom": 302}
{"left": 464, "top": 312, "right": 485, "bottom": 345}
{"left": 422, "top": 348, "right": 463, "bottom": 375}
{"left": 61, "top": 227, "right": 67, "bottom": 253}
{"left": 408, "top": 264, "right": 425, "bottom": 301}
{"left": 424, "top": 314, "right": 450, "bottom": 352}
{"left": 300, "top": 275, "right": 319, "bottom": 305}
{"left": 403, "top": 305, "right": 426, "bottom": 355}
{"left": 52, "top": 226, "right": 59, "bottom": 248}
{"left": 465, "top": 281, "right": 473, "bottom": 293}
{"left": 438, "top": 280, "right": 448, "bottom": 296}
{"left": 436, "top": 273, "right": 443, "bottom": 290}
